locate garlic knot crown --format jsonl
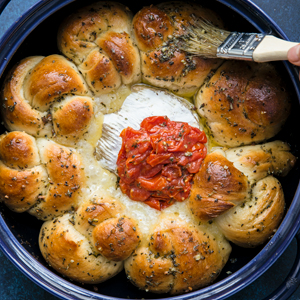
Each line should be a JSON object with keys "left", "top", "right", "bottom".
{"left": 0, "top": 0, "right": 297, "bottom": 296}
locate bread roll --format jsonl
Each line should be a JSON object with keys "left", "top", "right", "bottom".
{"left": 215, "top": 176, "right": 285, "bottom": 247}
{"left": 39, "top": 213, "right": 123, "bottom": 284}
{"left": 225, "top": 140, "right": 296, "bottom": 183}
{"left": 29, "top": 138, "right": 86, "bottom": 220}
{"left": 0, "top": 131, "right": 40, "bottom": 169}
{"left": 73, "top": 196, "right": 141, "bottom": 261}
{"left": 0, "top": 55, "right": 93, "bottom": 140}
{"left": 0, "top": 131, "right": 87, "bottom": 219}
{"left": 189, "top": 141, "right": 296, "bottom": 247}
{"left": 125, "top": 215, "right": 231, "bottom": 294}
{"left": 133, "top": 1, "right": 223, "bottom": 96}
{"left": 195, "top": 61, "right": 291, "bottom": 147}
{"left": 39, "top": 195, "right": 141, "bottom": 283}
{"left": 57, "top": 1, "right": 141, "bottom": 100}
{"left": 24, "top": 54, "right": 90, "bottom": 111}
{"left": 0, "top": 131, "right": 48, "bottom": 212}
{"left": 189, "top": 151, "right": 248, "bottom": 221}
{"left": 1, "top": 57, "right": 50, "bottom": 136}
{"left": 51, "top": 95, "right": 94, "bottom": 139}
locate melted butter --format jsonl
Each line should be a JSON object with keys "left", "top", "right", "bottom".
{"left": 94, "top": 85, "right": 131, "bottom": 114}
{"left": 84, "top": 112, "right": 104, "bottom": 147}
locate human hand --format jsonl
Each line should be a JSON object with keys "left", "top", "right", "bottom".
{"left": 287, "top": 44, "right": 300, "bottom": 80}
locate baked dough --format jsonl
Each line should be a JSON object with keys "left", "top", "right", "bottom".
{"left": 195, "top": 61, "right": 291, "bottom": 147}
{"left": 0, "top": 131, "right": 86, "bottom": 219}
{"left": 57, "top": 1, "right": 141, "bottom": 112}
{"left": 125, "top": 216, "right": 231, "bottom": 294}
{"left": 189, "top": 141, "right": 296, "bottom": 247}
{"left": 39, "top": 196, "right": 140, "bottom": 283}
{"left": 133, "top": 1, "right": 223, "bottom": 97}
{"left": 0, "top": 55, "right": 94, "bottom": 139}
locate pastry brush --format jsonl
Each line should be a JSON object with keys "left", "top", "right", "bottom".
{"left": 176, "top": 17, "right": 299, "bottom": 62}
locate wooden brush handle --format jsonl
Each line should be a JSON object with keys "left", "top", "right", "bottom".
{"left": 253, "top": 35, "right": 299, "bottom": 62}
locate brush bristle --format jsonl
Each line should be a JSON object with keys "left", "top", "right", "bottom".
{"left": 175, "top": 18, "right": 231, "bottom": 58}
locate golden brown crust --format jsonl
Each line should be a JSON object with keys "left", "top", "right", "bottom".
{"left": 24, "top": 54, "right": 90, "bottom": 112}
{"left": 0, "top": 55, "right": 93, "bottom": 139}
{"left": 189, "top": 198, "right": 235, "bottom": 221}
{"left": 225, "top": 141, "right": 297, "bottom": 183}
{"left": 97, "top": 31, "right": 140, "bottom": 84}
{"left": 196, "top": 142, "right": 295, "bottom": 247}
{"left": 0, "top": 131, "right": 48, "bottom": 212}
{"left": 155, "top": 222, "right": 223, "bottom": 294}
{"left": 58, "top": 1, "right": 141, "bottom": 95}
{"left": 78, "top": 50, "right": 122, "bottom": 94}
{"left": 195, "top": 61, "right": 291, "bottom": 147}
{"left": 141, "top": 50, "right": 221, "bottom": 97}
{"left": 133, "top": 1, "right": 223, "bottom": 96}
{"left": 156, "top": 1, "right": 223, "bottom": 36}
{"left": 189, "top": 151, "right": 248, "bottom": 220}
{"left": 189, "top": 140, "right": 296, "bottom": 248}
{"left": 0, "top": 132, "right": 88, "bottom": 218}
{"left": 58, "top": 1, "right": 132, "bottom": 64}
{"left": 0, "top": 131, "right": 40, "bottom": 169}
{"left": 39, "top": 214, "right": 123, "bottom": 284}
{"left": 39, "top": 195, "right": 142, "bottom": 282}
{"left": 74, "top": 196, "right": 123, "bottom": 236}
{"left": 125, "top": 246, "right": 174, "bottom": 293}
{"left": 29, "top": 139, "right": 86, "bottom": 220}
{"left": 93, "top": 217, "right": 140, "bottom": 261}
{"left": 58, "top": 8, "right": 103, "bottom": 65}
{"left": 1, "top": 56, "right": 51, "bottom": 136}
{"left": 52, "top": 96, "right": 94, "bottom": 138}
{"left": 216, "top": 176, "right": 285, "bottom": 247}
{"left": 0, "top": 163, "right": 48, "bottom": 213}
{"left": 125, "top": 216, "right": 231, "bottom": 294}
{"left": 73, "top": 196, "right": 141, "bottom": 261}
{"left": 133, "top": 6, "right": 174, "bottom": 52}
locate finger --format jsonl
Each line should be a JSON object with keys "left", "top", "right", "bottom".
{"left": 287, "top": 44, "right": 300, "bottom": 66}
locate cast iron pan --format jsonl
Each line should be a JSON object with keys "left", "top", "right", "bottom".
{"left": 0, "top": 0, "right": 299, "bottom": 299}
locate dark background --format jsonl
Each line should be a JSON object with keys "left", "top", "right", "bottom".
{"left": 0, "top": 0, "right": 299, "bottom": 299}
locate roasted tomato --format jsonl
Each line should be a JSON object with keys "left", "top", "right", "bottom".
{"left": 117, "top": 116, "right": 207, "bottom": 210}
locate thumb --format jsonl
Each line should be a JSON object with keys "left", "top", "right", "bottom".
{"left": 287, "top": 44, "right": 300, "bottom": 66}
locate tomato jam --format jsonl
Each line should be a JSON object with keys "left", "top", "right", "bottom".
{"left": 117, "top": 116, "right": 207, "bottom": 210}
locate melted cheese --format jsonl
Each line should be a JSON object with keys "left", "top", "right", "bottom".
{"left": 71, "top": 87, "right": 224, "bottom": 239}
